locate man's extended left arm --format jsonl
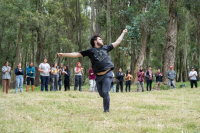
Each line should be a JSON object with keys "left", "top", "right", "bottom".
{"left": 112, "top": 29, "right": 127, "bottom": 48}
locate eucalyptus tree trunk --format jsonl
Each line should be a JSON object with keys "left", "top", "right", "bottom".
{"left": 197, "top": 18, "right": 200, "bottom": 80}
{"left": 178, "top": 55, "right": 182, "bottom": 82}
{"left": 130, "top": 40, "right": 137, "bottom": 76}
{"left": 107, "top": 0, "right": 111, "bottom": 45}
{"left": 145, "top": 34, "right": 151, "bottom": 70}
{"left": 163, "top": 0, "right": 177, "bottom": 85}
{"left": 182, "top": 11, "right": 189, "bottom": 82}
{"left": 174, "top": 24, "right": 179, "bottom": 81}
{"left": 132, "top": 6, "right": 147, "bottom": 84}
{"left": 78, "top": 0, "right": 82, "bottom": 64}
{"left": 35, "top": 29, "right": 42, "bottom": 87}
{"left": 11, "top": 24, "right": 23, "bottom": 82}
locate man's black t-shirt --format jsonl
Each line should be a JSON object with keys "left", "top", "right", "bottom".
{"left": 79, "top": 44, "right": 114, "bottom": 74}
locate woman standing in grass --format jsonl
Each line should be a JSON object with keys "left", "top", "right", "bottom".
{"left": 15, "top": 63, "right": 24, "bottom": 93}
{"left": 50, "top": 63, "right": 58, "bottom": 91}
{"left": 64, "top": 65, "right": 70, "bottom": 91}
{"left": 74, "top": 62, "right": 83, "bottom": 91}
{"left": 38, "top": 58, "right": 51, "bottom": 92}
{"left": 2, "top": 61, "right": 12, "bottom": 94}
{"left": 125, "top": 69, "right": 133, "bottom": 92}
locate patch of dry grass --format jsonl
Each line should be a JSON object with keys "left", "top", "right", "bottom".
{"left": 0, "top": 84, "right": 200, "bottom": 133}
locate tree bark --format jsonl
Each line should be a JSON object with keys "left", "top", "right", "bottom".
{"left": 132, "top": 6, "right": 147, "bottom": 84}
{"left": 78, "top": 0, "right": 82, "bottom": 64}
{"left": 163, "top": 0, "right": 177, "bottom": 85}
{"left": 11, "top": 24, "right": 23, "bottom": 82}
{"left": 107, "top": 0, "right": 111, "bottom": 45}
{"left": 145, "top": 33, "right": 151, "bottom": 70}
{"left": 178, "top": 55, "right": 182, "bottom": 82}
{"left": 174, "top": 24, "right": 179, "bottom": 81}
{"left": 182, "top": 11, "right": 189, "bottom": 82}
{"left": 130, "top": 40, "right": 136, "bottom": 76}
{"left": 35, "top": 29, "right": 42, "bottom": 87}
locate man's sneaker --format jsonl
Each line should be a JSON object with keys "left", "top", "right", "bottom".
{"left": 104, "top": 110, "right": 110, "bottom": 113}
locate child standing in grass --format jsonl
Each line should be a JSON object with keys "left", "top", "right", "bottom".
{"left": 58, "top": 29, "right": 127, "bottom": 112}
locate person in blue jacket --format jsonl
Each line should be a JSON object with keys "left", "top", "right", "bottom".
{"left": 64, "top": 65, "right": 70, "bottom": 91}
{"left": 26, "top": 62, "right": 35, "bottom": 92}
{"left": 15, "top": 63, "right": 24, "bottom": 93}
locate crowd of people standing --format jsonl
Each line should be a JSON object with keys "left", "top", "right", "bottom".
{"left": 1, "top": 59, "right": 198, "bottom": 94}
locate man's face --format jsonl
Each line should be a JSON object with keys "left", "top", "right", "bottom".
{"left": 140, "top": 67, "right": 143, "bottom": 70}
{"left": 191, "top": 68, "right": 194, "bottom": 71}
{"left": 119, "top": 68, "right": 122, "bottom": 72}
{"left": 96, "top": 37, "right": 104, "bottom": 47}
{"left": 44, "top": 59, "right": 47, "bottom": 63}
{"left": 60, "top": 64, "right": 63, "bottom": 68}
{"left": 30, "top": 63, "right": 33, "bottom": 67}
{"left": 149, "top": 67, "right": 152, "bottom": 70}
{"left": 170, "top": 67, "right": 173, "bottom": 70}
{"left": 157, "top": 69, "right": 160, "bottom": 73}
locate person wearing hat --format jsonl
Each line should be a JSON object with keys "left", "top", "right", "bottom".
{"left": 189, "top": 67, "right": 198, "bottom": 88}
{"left": 166, "top": 66, "right": 176, "bottom": 89}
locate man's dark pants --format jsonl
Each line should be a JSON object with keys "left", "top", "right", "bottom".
{"left": 96, "top": 71, "right": 113, "bottom": 112}
{"left": 190, "top": 80, "right": 197, "bottom": 88}
{"left": 116, "top": 81, "right": 123, "bottom": 92}
{"left": 40, "top": 75, "right": 50, "bottom": 91}
{"left": 147, "top": 80, "right": 152, "bottom": 91}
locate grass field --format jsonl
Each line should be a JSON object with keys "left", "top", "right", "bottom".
{"left": 0, "top": 82, "right": 200, "bottom": 133}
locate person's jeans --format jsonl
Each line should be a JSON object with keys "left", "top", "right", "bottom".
{"left": 109, "top": 84, "right": 115, "bottom": 93}
{"left": 40, "top": 75, "right": 50, "bottom": 91}
{"left": 89, "top": 80, "right": 96, "bottom": 92}
{"left": 168, "top": 79, "right": 176, "bottom": 89}
{"left": 116, "top": 81, "right": 123, "bottom": 92}
{"left": 155, "top": 82, "right": 161, "bottom": 90}
{"left": 64, "top": 78, "right": 70, "bottom": 91}
{"left": 96, "top": 76, "right": 112, "bottom": 112}
{"left": 190, "top": 80, "right": 197, "bottom": 88}
{"left": 126, "top": 80, "right": 131, "bottom": 92}
{"left": 58, "top": 80, "right": 62, "bottom": 91}
{"left": 147, "top": 80, "right": 152, "bottom": 91}
{"left": 15, "top": 75, "right": 23, "bottom": 93}
{"left": 50, "top": 75, "right": 58, "bottom": 91}
{"left": 74, "top": 75, "right": 82, "bottom": 91}
{"left": 27, "top": 77, "right": 34, "bottom": 85}
{"left": 137, "top": 81, "right": 144, "bottom": 92}
{"left": 2, "top": 79, "right": 10, "bottom": 93}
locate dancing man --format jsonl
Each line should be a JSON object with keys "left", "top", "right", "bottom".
{"left": 57, "top": 29, "right": 127, "bottom": 112}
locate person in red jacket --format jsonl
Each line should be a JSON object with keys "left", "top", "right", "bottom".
{"left": 137, "top": 66, "right": 145, "bottom": 92}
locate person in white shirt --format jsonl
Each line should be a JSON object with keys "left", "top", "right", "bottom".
{"left": 189, "top": 67, "right": 198, "bottom": 88}
{"left": 38, "top": 58, "right": 51, "bottom": 91}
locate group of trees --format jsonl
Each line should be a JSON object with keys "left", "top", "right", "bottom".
{"left": 0, "top": 0, "right": 199, "bottom": 86}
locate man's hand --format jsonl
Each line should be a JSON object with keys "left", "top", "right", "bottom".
{"left": 43, "top": 71, "right": 47, "bottom": 74}
{"left": 123, "top": 29, "right": 128, "bottom": 33}
{"left": 57, "top": 53, "right": 63, "bottom": 57}
{"left": 31, "top": 71, "right": 32, "bottom": 74}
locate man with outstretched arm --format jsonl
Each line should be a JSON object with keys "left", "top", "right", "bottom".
{"left": 58, "top": 29, "right": 128, "bottom": 113}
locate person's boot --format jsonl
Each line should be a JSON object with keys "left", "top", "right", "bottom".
{"left": 26, "top": 85, "right": 29, "bottom": 92}
{"left": 31, "top": 85, "right": 34, "bottom": 92}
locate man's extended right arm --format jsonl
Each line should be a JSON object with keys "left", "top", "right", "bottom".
{"left": 57, "top": 53, "right": 83, "bottom": 58}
